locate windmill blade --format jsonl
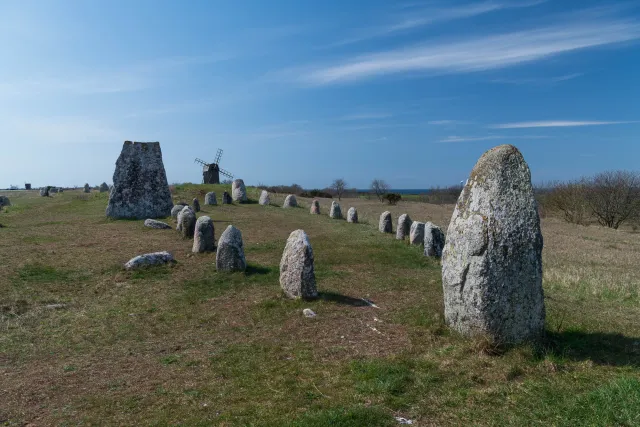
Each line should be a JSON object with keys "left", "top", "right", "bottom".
{"left": 219, "top": 168, "right": 234, "bottom": 179}
{"left": 194, "top": 158, "right": 209, "bottom": 167}
{"left": 214, "top": 148, "right": 223, "bottom": 165}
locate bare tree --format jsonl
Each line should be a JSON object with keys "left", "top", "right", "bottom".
{"left": 370, "top": 179, "right": 390, "bottom": 202}
{"left": 585, "top": 171, "right": 640, "bottom": 229}
{"left": 545, "top": 179, "right": 591, "bottom": 225}
{"left": 330, "top": 178, "right": 347, "bottom": 201}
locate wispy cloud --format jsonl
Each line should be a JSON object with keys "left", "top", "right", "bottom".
{"left": 438, "top": 134, "right": 549, "bottom": 143}
{"left": 490, "top": 73, "right": 584, "bottom": 85}
{"left": 339, "top": 112, "right": 393, "bottom": 121}
{"left": 490, "top": 120, "right": 639, "bottom": 129}
{"left": 428, "top": 120, "right": 473, "bottom": 125}
{"left": 304, "top": 17, "right": 640, "bottom": 85}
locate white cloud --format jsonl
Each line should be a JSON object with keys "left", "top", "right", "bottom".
{"left": 490, "top": 120, "right": 639, "bottom": 129}
{"left": 438, "top": 134, "right": 549, "bottom": 143}
{"left": 490, "top": 73, "right": 584, "bottom": 84}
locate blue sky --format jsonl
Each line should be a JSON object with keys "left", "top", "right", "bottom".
{"left": 1, "top": 0, "right": 639, "bottom": 189}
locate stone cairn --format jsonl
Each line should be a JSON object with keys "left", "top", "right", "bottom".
{"left": 205, "top": 192, "right": 217, "bottom": 205}
{"left": 280, "top": 229, "right": 317, "bottom": 299}
{"left": 347, "top": 207, "right": 358, "bottom": 223}
{"left": 176, "top": 206, "right": 196, "bottom": 239}
{"left": 106, "top": 141, "right": 173, "bottom": 219}
{"left": 310, "top": 199, "right": 320, "bottom": 214}
{"left": 192, "top": 198, "right": 201, "bottom": 212}
{"left": 259, "top": 190, "right": 270, "bottom": 206}
{"left": 171, "top": 204, "right": 186, "bottom": 221}
{"left": 144, "top": 219, "right": 171, "bottom": 229}
{"left": 193, "top": 216, "right": 215, "bottom": 253}
{"left": 283, "top": 194, "right": 297, "bottom": 208}
{"left": 222, "top": 191, "right": 232, "bottom": 204}
{"left": 379, "top": 211, "right": 392, "bottom": 233}
{"left": 99, "top": 182, "right": 109, "bottom": 193}
{"left": 410, "top": 221, "right": 425, "bottom": 245}
{"left": 329, "top": 201, "right": 342, "bottom": 219}
{"left": 83, "top": 183, "right": 91, "bottom": 193}
{"left": 424, "top": 222, "right": 445, "bottom": 258}
{"left": 396, "top": 214, "right": 412, "bottom": 240}
{"left": 216, "top": 225, "right": 247, "bottom": 272}
{"left": 124, "top": 251, "right": 175, "bottom": 270}
{"left": 442, "top": 144, "right": 545, "bottom": 344}
{"left": 232, "top": 179, "right": 248, "bottom": 203}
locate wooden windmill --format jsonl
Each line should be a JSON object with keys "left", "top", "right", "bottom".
{"left": 195, "top": 149, "right": 234, "bottom": 184}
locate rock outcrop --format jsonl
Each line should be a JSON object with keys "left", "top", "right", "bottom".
{"left": 280, "top": 229, "right": 317, "bottom": 299}
{"left": 216, "top": 225, "right": 246, "bottom": 272}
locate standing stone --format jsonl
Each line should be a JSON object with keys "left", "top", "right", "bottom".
{"left": 99, "top": 182, "right": 109, "bottom": 193}
{"left": 171, "top": 204, "right": 186, "bottom": 221}
{"left": 396, "top": 214, "right": 412, "bottom": 240}
{"left": 442, "top": 144, "right": 545, "bottom": 344}
{"left": 279, "top": 229, "right": 317, "bottom": 299}
{"left": 222, "top": 191, "right": 232, "bottom": 204}
{"left": 347, "top": 207, "right": 358, "bottom": 223}
{"left": 83, "top": 183, "right": 91, "bottom": 193}
{"left": 409, "top": 221, "right": 425, "bottom": 245}
{"left": 329, "top": 201, "right": 342, "bottom": 219}
{"left": 0, "top": 196, "right": 11, "bottom": 208}
{"left": 176, "top": 206, "right": 196, "bottom": 239}
{"left": 193, "top": 216, "right": 215, "bottom": 253}
{"left": 232, "top": 179, "right": 248, "bottom": 203}
{"left": 106, "top": 141, "right": 173, "bottom": 219}
{"left": 40, "top": 187, "right": 49, "bottom": 197}
{"left": 310, "top": 199, "right": 320, "bottom": 214}
{"left": 283, "top": 194, "right": 297, "bottom": 208}
{"left": 379, "top": 211, "right": 392, "bottom": 233}
{"left": 216, "top": 225, "right": 246, "bottom": 272}
{"left": 424, "top": 222, "right": 445, "bottom": 258}
{"left": 49, "top": 187, "right": 58, "bottom": 194}
{"left": 259, "top": 190, "right": 270, "bottom": 206}
{"left": 192, "top": 198, "right": 201, "bottom": 212}
{"left": 144, "top": 219, "right": 172, "bottom": 229}
{"left": 205, "top": 192, "right": 217, "bottom": 205}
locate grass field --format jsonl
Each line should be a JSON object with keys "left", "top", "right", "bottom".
{"left": 1, "top": 185, "right": 639, "bottom": 426}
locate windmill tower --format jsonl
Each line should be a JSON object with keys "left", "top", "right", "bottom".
{"left": 194, "top": 149, "right": 234, "bottom": 184}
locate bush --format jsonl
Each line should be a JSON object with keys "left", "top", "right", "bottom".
{"left": 544, "top": 180, "right": 591, "bottom": 225}
{"left": 300, "top": 189, "right": 333, "bottom": 198}
{"left": 385, "top": 193, "right": 402, "bottom": 205}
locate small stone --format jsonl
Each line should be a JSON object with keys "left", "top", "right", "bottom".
{"left": 176, "top": 206, "right": 196, "bottom": 239}
{"left": 396, "top": 214, "right": 412, "bottom": 240}
{"left": 0, "top": 196, "right": 11, "bottom": 208}
{"left": 216, "top": 225, "right": 247, "bottom": 272}
{"left": 259, "top": 190, "right": 270, "bottom": 205}
{"left": 347, "top": 207, "right": 358, "bottom": 223}
{"left": 193, "top": 216, "right": 215, "bottom": 253}
{"left": 124, "top": 251, "right": 175, "bottom": 270}
{"left": 303, "top": 308, "right": 316, "bottom": 318}
{"left": 283, "top": 194, "right": 297, "bottom": 208}
{"left": 222, "top": 191, "right": 233, "bottom": 204}
{"left": 280, "top": 229, "right": 317, "bottom": 299}
{"left": 379, "top": 211, "right": 392, "bottom": 233}
{"left": 232, "top": 179, "right": 248, "bottom": 203}
{"left": 144, "top": 219, "right": 172, "bottom": 229}
{"left": 171, "top": 204, "right": 186, "bottom": 221}
{"left": 205, "top": 192, "right": 217, "bottom": 205}
{"left": 409, "top": 221, "right": 425, "bottom": 245}
{"left": 99, "top": 182, "right": 109, "bottom": 193}
{"left": 329, "top": 201, "right": 342, "bottom": 219}
{"left": 424, "top": 222, "right": 445, "bottom": 257}
{"left": 310, "top": 199, "right": 320, "bottom": 214}
{"left": 83, "top": 183, "right": 91, "bottom": 193}
{"left": 192, "top": 198, "right": 201, "bottom": 212}
{"left": 45, "top": 303, "right": 66, "bottom": 310}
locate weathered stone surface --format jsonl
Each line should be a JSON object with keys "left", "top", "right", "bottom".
{"left": 0, "top": 196, "right": 11, "bottom": 208}
{"left": 176, "top": 206, "right": 196, "bottom": 239}
{"left": 347, "top": 207, "right": 358, "bottom": 223}
{"left": 303, "top": 308, "right": 316, "bottom": 318}
{"left": 106, "top": 141, "right": 173, "bottom": 219}
{"left": 283, "top": 194, "right": 297, "bottom": 208}
{"left": 280, "top": 229, "right": 317, "bottom": 299}
{"left": 379, "top": 211, "right": 392, "bottom": 233}
{"left": 409, "top": 221, "right": 425, "bottom": 245}
{"left": 193, "top": 216, "right": 215, "bottom": 253}
{"left": 232, "top": 179, "right": 248, "bottom": 203}
{"left": 124, "top": 251, "right": 175, "bottom": 270}
{"left": 205, "top": 192, "right": 217, "bottom": 205}
{"left": 259, "top": 190, "right": 270, "bottom": 205}
{"left": 144, "top": 219, "right": 171, "bottom": 229}
{"left": 192, "top": 198, "right": 201, "bottom": 212}
{"left": 310, "top": 199, "right": 320, "bottom": 214}
{"left": 442, "top": 144, "right": 545, "bottom": 344}
{"left": 99, "top": 182, "right": 109, "bottom": 193}
{"left": 396, "top": 214, "right": 412, "bottom": 240}
{"left": 83, "top": 183, "right": 91, "bottom": 193}
{"left": 171, "top": 204, "right": 186, "bottom": 220}
{"left": 424, "top": 222, "right": 445, "bottom": 258}
{"left": 49, "top": 187, "right": 58, "bottom": 194}
{"left": 216, "top": 225, "right": 246, "bottom": 272}
{"left": 329, "top": 201, "right": 342, "bottom": 219}
{"left": 39, "top": 187, "right": 49, "bottom": 197}
{"left": 222, "top": 191, "right": 232, "bottom": 204}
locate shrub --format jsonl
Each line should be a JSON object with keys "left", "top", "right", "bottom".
{"left": 385, "top": 193, "right": 402, "bottom": 205}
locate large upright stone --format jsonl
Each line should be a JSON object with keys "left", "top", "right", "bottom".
{"left": 442, "top": 144, "right": 544, "bottom": 344}
{"left": 193, "top": 216, "right": 215, "bottom": 253}
{"left": 329, "top": 201, "right": 342, "bottom": 219}
{"left": 0, "top": 196, "right": 11, "bottom": 208}
{"left": 216, "top": 225, "right": 246, "bottom": 272}
{"left": 396, "top": 214, "right": 412, "bottom": 240}
{"left": 222, "top": 191, "right": 232, "bottom": 204}
{"left": 347, "top": 207, "right": 358, "bottom": 223}
{"left": 283, "top": 194, "right": 297, "bottom": 208}
{"left": 176, "top": 206, "right": 196, "bottom": 239}
{"left": 280, "top": 229, "right": 317, "bottom": 299}
{"left": 259, "top": 190, "right": 270, "bottom": 206}
{"left": 99, "top": 182, "right": 109, "bottom": 193}
{"left": 205, "top": 192, "right": 217, "bottom": 205}
{"left": 171, "top": 204, "right": 186, "bottom": 221}
{"left": 106, "top": 141, "right": 173, "bottom": 219}
{"left": 424, "top": 222, "right": 445, "bottom": 258}
{"left": 379, "top": 211, "right": 392, "bottom": 233}
{"left": 232, "top": 179, "right": 248, "bottom": 203}
{"left": 192, "top": 198, "right": 201, "bottom": 212}
{"left": 40, "top": 187, "right": 49, "bottom": 197}
{"left": 83, "top": 183, "right": 91, "bottom": 193}
{"left": 310, "top": 199, "right": 320, "bottom": 214}
{"left": 409, "top": 221, "right": 425, "bottom": 245}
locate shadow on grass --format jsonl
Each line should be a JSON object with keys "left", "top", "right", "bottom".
{"left": 245, "top": 264, "right": 272, "bottom": 276}
{"left": 544, "top": 329, "right": 640, "bottom": 367}
{"left": 319, "top": 291, "right": 372, "bottom": 307}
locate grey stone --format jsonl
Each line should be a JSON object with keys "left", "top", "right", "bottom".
{"left": 144, "top": 219, "right": 172, "bottom": 229}
{"left": 409, "top": 221, "right": 425, "bottom": 245}
{"left": 192, "top": 198, "right": 201, "bottom": 212}
{"left": 396, "top": 214, "right": 412, "bottom": 240}
{"left": 310, "top": 199, "right": 320, "bottom": 214}
{"left": 329, "top": 201, "right": 342, "bottom": 219}
{"left": 171, "top": 204, "right": 186, "bottom": 221}
{"left": 205, "top": 192, "right": 217, "bottom": 205}
{"left": 283, "top": 194, "right": 297, "bottom": 208}
{"left": 45, "top": 303, "right": 66, "bottom": 310}
{"left": 424, "top": 222, "right": 445, "bottom": 258}
{"left": 176, "top": 206, "right": 196, "bottom": 239}
{"left": 232, "top": 179, "right": 248, "bottom": 203}
{"left": 259, "top": 190, "right": 270, "bottom": 206}
{"left": 216, "top": 225, "right": 246, "bottom": 272}
{"left": 106, "top": 141, "right": 173, "bottom": 219}
{"left": 83, "top": 183, "right": 91, "bottom": 193}
{"left": 49, "top": 187, "right": 58, "bottom": 194}
{"left": 379, "top": 211, "right": 392, "bottom": 233}
{"left": 279, "top": 229, "right": 317, "bottom": 299}
{"left": 442, "top": 144, "right": 545, "bottom": 344}
{"left": 347, "top": 207, "right": 358, "bottom": 223}
{"left": 193, "top": 216, "right": 215, "bottom": 253}
{"left": 39, "top": 187, "right": 49, "bottom": 197}
{"left": 99, "top": 182, "right": 109, "bottom": 193}
{"left": 222, "top": 191, "right": 232, "bottom": 204}
{"left": 0, "top": 196, "right": 11, "bottom": 208}
{"left": 124, "top": 251, "right": 175, "bottom": 270}
{"left": 303, "top": 308, "right": 316, "bottom": 318}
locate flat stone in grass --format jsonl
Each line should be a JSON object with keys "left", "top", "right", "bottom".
{"left": 205, "top": 192, "right": 217, "bottom": 205}
{"left": 329, "top": 201, "right": 342, "bottom": 219}
{"left": 280, "top": 229, "right": 317, "bottom": 299}
{"left": 193, "top": 216, "right": 215, "bottom": 253}
{"left": 283, "top": 194, "right": 297, "bottom": 208}
{"left": 259, "top": 190, "right": 270, "bottom": 205}
{"left": 176, "top": 206, "right": 196, "bottom": 239}
{"left": 396, "top": 214, "right": 412, "bottom": 240}
{"left": 216, "top": 225, "right": 246, "bottom": 272}
{"left": 171, "top": 204, "right": 186, "bottom": 221}
{"left": 347, "top": 207, "right": 358, "bottom": 223}
{"left": 310, "top": 199, "right": 320, "bottom": 214}
{"left": 99, "top": 182, "right": 109, "bottom": 193}
{"left": 222, "top": 191, "right": 232, "bottom": 204}
{"left": 379, "top": 211, "right": 392, "bottom": 233}
{"left": 232, "top": 179, "right": 248, "bottom": 203}
{"left": 442, "top": 144, "right": 545, "bottom": 345}
{"left": 410, "top": 221, "right": 425, "bottom": 245}
{"left": 192, "top": 198, "right": 201, "bottom": 212}
{"left": 144, "top": 219, "right": 172, "bottom": 229}
{"left": 0, "top": 196, "right": 11, "bottom": 208}
{"left": 124, "top": 251, "right": 175, "bottom": 270}
{"left": 424, "top": 222, "right": 445, "bottom": 257}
